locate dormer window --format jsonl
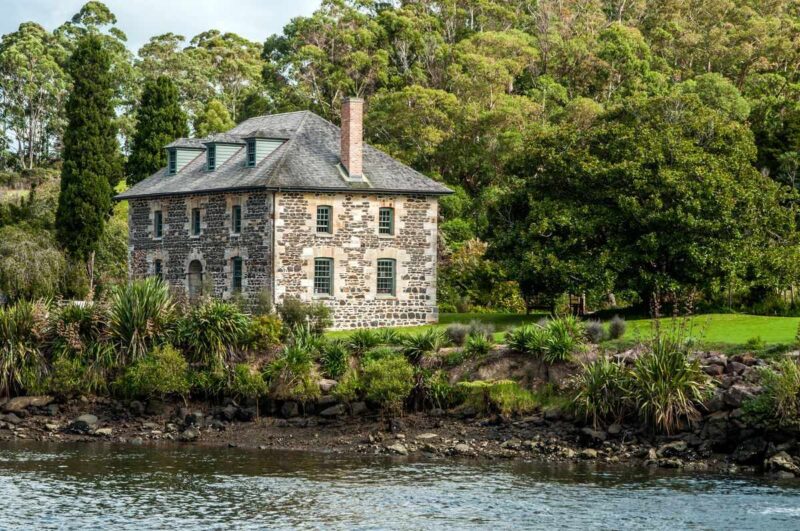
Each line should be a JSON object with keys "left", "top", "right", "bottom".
{"left": 168, "top": 149, "right": 177, "bottom": 175}
{"left": 207, "top": 145, "right": 216, "bottom": 171}
{"left": 246, "top": 139, "right": 256, "bottom": 167}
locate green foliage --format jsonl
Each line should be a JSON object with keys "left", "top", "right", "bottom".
{"left": 276, "top": 297, "right": 332, "bottom": 335}
{"left": 423, "top": 370, "right": 464, "bottom": 410}
{"left": 115, "top": 344, "right": 190, "bottom": 399}
{"left": 193, "top": 99, "right": 235, "bottom": 137}
{"left": 506, "top": 316, "right": 585, "bottom": 363}
{"left": 362, "top": 346, "right": 398, "bottom": 364}
{"left": 247, "top": 314, "right": 283, "bottom": 352}
{"left": 320, "top": 339, "right": 349, "bottom": 379}
{"left": 445, "top": 323, "right": 470, "bottom": 346}
{"left": 457, "top": 380, "right": 537, "bottom": 416}
{"left": 585, "top": 320, "right": 605, "bottom": 344}
{"left": 628, "top": 335, "right": 712, "bottom": 434}
{"left": 0, "top": 299, "right": 49, "bottom": 396}
{"left": 571, "top": 357, "right": 628, "bottom": 428}
{"left": 46, "top": 355, "right": 106, "bottom": 397}
{"left": 743, "top": 359, "right": 800, "bottom": 428}
{"left": 49, "top": 301, "right": 108, "bottom": 358}
{"left": 347, "top": 328, "right": 383, "bottom": 355}
{"left": 229, "top": 363, "right": 268, "bottom": 401}
{"left": 609, "top": 316, "right": 627, "bottom": 340}
{"left": 126, "top": 76, "right": 188, "bottom": 185}
{"left": 332, "top": 368, "right": 362, "bottom": 403}
{"left": 0, "top": 225, "right": 66, "bottom": 300}
{"left": 109, "top": 277, "right": 175, "bottom": 364}
{"left": 177, "top": 299, "right": 250, "bottom": 369}
{"left": 361, "top": 354, "right": 414, "bottom": 414}
{"left": 401, "top": 328, "right": 445, "bottom": 364}
{"left": 375, "top": 327, "right": 402, "bottom": 346}
{"left": 263, "top": 328, "right": 320, "bottom": 401}
{"left": 56, "top": 34, "right": 123, "bottom": 263}
{"left": 464, "top": 332, "right": 494, "bottom": 358}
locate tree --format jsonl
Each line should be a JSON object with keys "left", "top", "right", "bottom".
{"left": 55, "top": 34, "right": 123, "bottom": 296}
{"left": 126, "top": 77, "right": 188, "bottom": 185}
{"left": 0, "top": 22, "right": 68, "bottom": 169}
{"left": 194, "top": 99, "right": 235, "bottom": 137}
{"left": 0, "top": 224, "right": 66, "bottom": 300}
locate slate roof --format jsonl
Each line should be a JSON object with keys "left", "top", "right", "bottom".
{"left": 117, "top": 110, "right": 452, "bottom": 199}
{"left": 165, "top": 138, "right": 206, "bottom": 149}
{"left": 204, "top": 133, "right": 245, "bottom": 145}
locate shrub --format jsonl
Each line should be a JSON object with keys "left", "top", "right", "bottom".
{"left": 543, "top": 317, "right": 581, "bottom": 363}
{"left": 276, "top": 297, "right": 332, "bottom": 334}
{"left": 229, "top": 363, "right": 269, "bottom": 402}
{"left": 468, "top": 320, "right": 495, "bottom": 340}
{"left": 464, "top": 332, "right": 494, "bottom": 358}
{"left": 348, "top": 328, "right": 382, "bottom": 355}
{"left": 47, "top": 355, "right": 106, "bottom": 397}
{"left": 424, "top": 370, "right": 464, "bottom": 410}
{"left": 263, "top": 341, "right": 320, "bottom": 401}
{"left": 585, "top": 320, "right": 605, "bottom": 344}
{"left": 109, "top": 278, "right": 175, "bottom": 363}
{"left": 402, "top": 328, "right": 445, "bottom": 364}
{"left": 743, "top": 359, "right": 800, "bottom": 428}
{"left": 189, "top": 368, "right": 227, "bottom": 398}
{"left": 49, "top": 302, "right": 110, "bottom": 358}
{"left": 0, "top": 225, "right": 66, "bottom": 301}
{"left": 376, "top": 327, "right": 402, "bottom": 346}
{"left": 608, "top": 315, "right": 627, "bottom": 340}
{"left": 446, "top": 323, "right": 470, "bottom": 346}
{"left": 361, "top": 354, "right": 414, "bottom": 414}
{"left": 0, "top": 299, "right": 49, "bottom": 397}
{"left": 115, "top": 345, "right": 190, "bottom": 399}
{"left": 178, "top": 299, "right": 250, "bottom": 369}
{"left": 571, "top": 357, "right": 628, "bottom": 428}
{"left": 363, "top": 346, "right": 399, "bottom": 364}
{"left": 628, "top": 336, "right": 712, "bottom": 434}
{"left": 247, "top": 314, "right": 283, "bottom": 352}
{"left": 744, "top": 336, "right": 766, "bottom": 352}
{"left": 332, "top": 368, "right": 362, "bottom": 403}
{"left": 321, "top": 339, "right": 349, "bottom": 379}
{"left": 457, "top": 380, "right": 538, "bottom": 415}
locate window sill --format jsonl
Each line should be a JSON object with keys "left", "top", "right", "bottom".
{"left": 313, "top": 294, "right": 333, "bottom": 300}
{"left": 153, "top": 237, "right": 163, "bottom": 241}
{"left": 190, "top": 234, "right": 202, "bottom": 239}
{"left": 316, "top": 232, "right": 333, "bottom": 238}
{"left": 377, "top": 233, "right": 395, "bottom": 239}
{"left": 376, "top": 294, "right": 397, "bottom": 300}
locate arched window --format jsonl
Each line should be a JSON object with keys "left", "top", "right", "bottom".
{"left": 188, "top": 260, "right": 203, "bottom": 299}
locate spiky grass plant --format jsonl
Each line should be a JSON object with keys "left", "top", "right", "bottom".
{"left": 178, "top": 299, "right": 251, "bottom": 370}
{"left": 571, "top": 356, "right": 628, "bottom": 428}
{"left": 743, "top": 358, "right": 800, "bottom": 428}
{"left": 348, "top": 328, "right": 383, "bottom": 355}
{"left": 109, "top": 278, "right": 175, "bottom": 364}
{"left": 402, "top": 327, "right": 445, "bottom": 364}
{"left": 0, "top": 300, "right": 49, "bottom": 397}
{"left": 320, "top": 339, "right": 350, "bottom": 379}
{"left": 464, "top": 332, "right": 494, "bottom": 358}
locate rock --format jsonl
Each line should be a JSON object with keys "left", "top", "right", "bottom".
{"left": 765, "top": 451, "right": 800, "bottom": 476}
{"left": 319, "top": 404, "right": 346, "bottom": 418}
{"left": 185, "top": 411, "right": 205, "bottom": 427}
{"left": 429, "top": 408, "right": 445, "bottom": 417}
{"left": 580, "top": 427, "right": 607, "bottom": 444}
{"left": 145, "top": 399, "right": 165, "bottom": 416}
{"left": 2, "top": 396, "right": 53, "bottom": 413}
{"left": 318, "top": 379, "right": 338, "bottom": 393}
{"left": 658, "top": 458, "right": 684, "bottom": 468}
{"left": 607, "top": 423, "right": 622, "bottom": 436}
{"left": 70, "top": 414, "right": 98, "bottom": 433}
{"left": 544, "top": 408, "right": 562, "bottom": 421}
{"left": 281, "top": 401, "right": 300, "bottom": 418}
{"left": 45, "top": 423, "right": 59, "bottom": 432}
{"left": 386, "top": 442, "right": 408, "bottom": 455}
{"left": 141, "top": 421, "right": 160, "bottom": 431}
{"left": 723, "top": 385, "right": 756, "bottom": 408}
{"left": 704, "top": 390, "right": 726, "bottom": 413}
{"left": 236, "top": 407, "right": 257, "bottom": 422}
{"left": 45, "top": 403, "right": 59, "bottom": 416}
{"left": 389, "top": 418, "right": 404, "bottom": 433}
{"left": 500, "top": 438, "right": 522, "bottom": 450}
{"left": 733, "top": 438, "right": 767, "bottom": 465}
{"left": 129, "top": 400, "right": 145, "bottom": 417}
{"left": 209, "top": 419, "right": 226, "bottom": 430}
{"left": 703, "top": 365, "right": 725, "bottom": 377}
{"left": 2, "top": 413, "right": 22, "bottom": 425}
{"left": 129, "top": 437, "right": 144, "bottom": 445}
{"left": 350, "top": 402, "right": 368, "bottom": 416}
{"left": 726, "top": 361, "right": 748, "bottom": 375}
{"left": 221, "top": 405, "right": 238, "bottom": 421}
{"left": 95, "top": 428, "right": 113, "bottom": 437}
{"left": 579, "top": 448, "right": 598, "bottom": 459}
{"left": 657, "top": 440, "right": 688, "bottom": 458}
{"left": 453, "top": 443, "right": 473, "bottom": 456}
{"left": 178, "top": 428, "right": 200, "bottom": 442}
{"left": 416, "top": 433, "right": 439, "bottom": 440}
{"left": 317, "top": 395, "right": 338, "bottom": 407}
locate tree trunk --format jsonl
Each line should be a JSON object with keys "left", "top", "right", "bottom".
{"left": 86, "top": 251, "right": 95, "bottom": 301}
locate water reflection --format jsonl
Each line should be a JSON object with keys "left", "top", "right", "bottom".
{"left": 0, "top": 441, "right": 799, "bottom": 530}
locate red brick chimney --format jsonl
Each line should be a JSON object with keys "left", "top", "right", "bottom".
{"left": 340, "top": 97, "right": 363, "bottom": 180}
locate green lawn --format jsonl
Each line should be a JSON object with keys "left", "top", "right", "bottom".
{"left": 328, "top": 312, "right": 800, "bottom": 347}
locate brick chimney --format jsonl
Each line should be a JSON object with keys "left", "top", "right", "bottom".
{"left": 340, "top": 97, "right": 363, "bottom": 180}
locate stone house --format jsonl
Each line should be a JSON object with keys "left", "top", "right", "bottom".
{"left": 116, "top": 99, "right": 451, "bottom": 329}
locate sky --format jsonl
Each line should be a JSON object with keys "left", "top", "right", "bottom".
{"left": 0, "top": 0, "right": 320, "bottom": 52}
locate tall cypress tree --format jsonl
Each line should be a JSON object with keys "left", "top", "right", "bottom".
{"left": 56, "top": 34, "right": 123, "bottom": 292}
{"left": 126, "top": 76, "right": 188, "bottom": 185}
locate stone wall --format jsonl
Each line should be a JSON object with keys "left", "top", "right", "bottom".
{"left": 128, "top": 191, "right": 273, "bottom": 306}
{"left": 273, "top": 191, "right": 439, "bottom": 329}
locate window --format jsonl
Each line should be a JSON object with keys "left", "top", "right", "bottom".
{"left": 153, "top": 210, "right": 163, "bottom": 239}
{"left": 246, "top": 139, "right": 256, "bottom": 167}
{"left": 188, "top": 260, "right": 203, "bottom": 299}
{"left": 232, "top": 257, "right": 243, "bottom": 293}
{"left": 168, "top": 149, "right": 177, "bottom": 174}
{"left": 377, "top": 259, "right": 396, "bottom": 296}
{"left": 154, "top": 259, "right": 163, "bottom": 280}
{"left": 314, "top": 258, "right": 333, "bottom": 296}
{"left": 232, "top": 205, "right": 242, "bottom": 234}
{"left": 191, "top": 208, "right": 201, "bottom": 236}
{"left": 379, "top": 207, "right": 394, "bottom": 235}
{"left": 316, "top": 205, "right": 332, "bottom": 234}
{"left": 207, "top": 145, "right": 216, "bottom": 171}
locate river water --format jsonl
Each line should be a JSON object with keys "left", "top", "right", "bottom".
{"left": 1, "top": 441, "right": 799, "bottom": 530}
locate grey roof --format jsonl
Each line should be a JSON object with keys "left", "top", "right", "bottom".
{"left": 117, "top": 110, "right": 452, "bottom": 200}
{"left": 204, "top": 133, "right": 245, "bottom": 145}
{"left": 165, "top": 138, "right": 206, "bottom": 149}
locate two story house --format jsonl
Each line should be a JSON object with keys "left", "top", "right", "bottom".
{"left": 116, "top": 98, "right": 452, "bottom": 329}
